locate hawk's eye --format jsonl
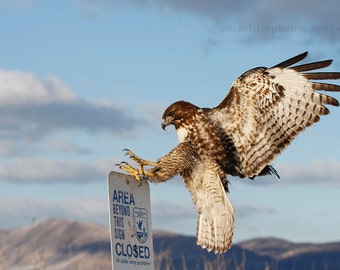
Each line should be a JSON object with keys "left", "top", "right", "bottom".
{"left": 168, "top": 111, "right": 174, "bottom": 117}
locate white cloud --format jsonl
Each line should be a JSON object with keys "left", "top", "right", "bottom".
{"left": 0, "top": 69, "right": 77, "bottom": 105}
{"left": 0, "top": 68, "right": 152, "bottom": 184}
{"left": 235, "top": 161, "right": 340, "bottom": 187}
{"left": 277, "top": 161, "right": 340, "bottom": 186}
{"left": 0, "top": 157, "right": 106, "bottom": 183}
{"left": 0, "top": 68, "right": 144, "bottom": 141}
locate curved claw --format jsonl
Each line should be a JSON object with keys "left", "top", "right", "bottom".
{"left": 115, "top": 161, "right": 126, "bottom": 165}
{"left": 122, "top": 149, "right": 130, "bottom": 156}
{"left": 116, "top": 161, "right": 143, "bottom": 182}
{"left": 118, "top": 149, "right": 157, "bottom": 181}
{"left": 124, "top": 149, "right": 138, "bottom": 160}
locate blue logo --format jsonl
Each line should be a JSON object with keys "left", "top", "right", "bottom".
{"left": 133, "top": 207, "right": 148, "bottom": 243}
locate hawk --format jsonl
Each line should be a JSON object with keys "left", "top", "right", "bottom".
{"left": 118, "top": 52, "right": 340, "bottom": 253}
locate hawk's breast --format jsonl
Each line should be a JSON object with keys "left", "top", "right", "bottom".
{"left": 177, "top": 127, "right": 189, "bottom": 143}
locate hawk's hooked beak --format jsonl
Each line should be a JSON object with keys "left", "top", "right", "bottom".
{"left": 161, "top": 117, "right": 173, "bottom": 130}
{"left": 161, "top": 119, "right": 168, "bottom": 130}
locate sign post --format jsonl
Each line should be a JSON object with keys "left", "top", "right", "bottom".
{"left": 108, "top": 171, "right": 154, "bottom": 270}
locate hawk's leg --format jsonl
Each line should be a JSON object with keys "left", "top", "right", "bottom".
{"left": 117, "top": 149, "right": 158, "bottom": 181}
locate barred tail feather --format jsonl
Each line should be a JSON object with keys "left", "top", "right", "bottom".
{"left": 195, "top": 170, "right": 235, "bottom": 254}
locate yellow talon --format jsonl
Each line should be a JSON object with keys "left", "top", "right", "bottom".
{"left": 118, "top": 149, "right": 159, "bottom": 182}
{"left": 116, "top": 161, "right": 143, "bottom": 182}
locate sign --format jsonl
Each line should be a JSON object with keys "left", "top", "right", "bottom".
{"left": 108, "top": 171, "right": 154, "bottom": 270}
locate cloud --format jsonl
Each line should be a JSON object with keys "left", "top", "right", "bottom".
{"left": 0, "top": 196, "right": 108, "bottom": 229}
{"left": 276, "top": 161, "right": 340, "bottom": 187}
{"left": 78, "top": 0, "right": 247, "bottom": 21}
{"left": 82, "top": 0, "right": 340, "bottom": 42}
{"left": 45, "top": 139, "right": 92, "bottom": 155}
{"left": 235, "top": 203, "right": 276, "bottom": 219}
{"left": 0, "top": 68, "right": 144, "bottom": 141}
{"left": 0, "top": 157, "right": 107, "bottom": 183}
{"left": 235, "top": 161, "right": 340, "bottom": 187}
{"left": 0, "top": 68, "right": 150, "bottom": 183}
{"left": 0, "top": 69, "right": 77, "bottom": 105}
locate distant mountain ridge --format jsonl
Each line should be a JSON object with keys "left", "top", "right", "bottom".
{"left": 0, "top": 219, "right": 339, "bottom": 270}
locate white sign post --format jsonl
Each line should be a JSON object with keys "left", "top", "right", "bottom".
{"left": 108, "top": 171, "right": 154, "bottom": 270}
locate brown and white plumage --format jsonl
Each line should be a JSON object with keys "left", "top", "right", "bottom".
{"left": 119, "top": 52, "right": 340, "bottom": 253}
{"left": 209, "top": 52, "right": 340, "bottom": 178}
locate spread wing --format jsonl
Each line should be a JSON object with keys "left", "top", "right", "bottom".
{"left": 208, "top": 52, "right": 340, "bottom": 178}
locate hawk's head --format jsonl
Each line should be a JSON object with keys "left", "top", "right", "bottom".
{"left": 161, "top": 101, "right": 198, "bottom": 130}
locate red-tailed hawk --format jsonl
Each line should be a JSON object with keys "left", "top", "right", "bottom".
{"left": 118, "top": 52, "right": 340, "bottom": 253}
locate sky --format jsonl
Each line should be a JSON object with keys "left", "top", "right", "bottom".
{"left": 0, "top": 0, "right": 339, "bottom": 244}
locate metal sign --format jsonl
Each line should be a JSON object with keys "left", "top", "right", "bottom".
{"left": 108, "top": 171, "right": 154, "bottom": 270}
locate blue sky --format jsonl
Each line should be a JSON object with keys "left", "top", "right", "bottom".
{"left": 0, "top": 0, "right": 339, "bottom": 244}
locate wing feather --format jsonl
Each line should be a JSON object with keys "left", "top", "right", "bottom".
{"left": 209, "top": 52, "right": 340, "bottom": 178}
{"left": 291, "top": 60, "right": 333, "bottom": 72}
{"left": 312, "top": 82, "right": 340, "bottom": 94}
{"left": 302, "top": 72, "right": 340, "bottom": 80}
{"left": 272, "top": 51, "right": 308, "bottom": 68}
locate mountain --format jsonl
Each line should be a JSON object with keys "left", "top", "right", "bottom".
{"left": 0, "top": 219, "right": 339, "bottom": 270}
{"left": 0, "top": 218, "right": 111, "bottom": 270}
{"left": 238, "top": 237, "right": 340, "bottom": 270}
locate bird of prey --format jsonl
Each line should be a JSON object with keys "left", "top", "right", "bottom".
{"left": 117, "top": 52, "right": 340, "bottom": 253}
